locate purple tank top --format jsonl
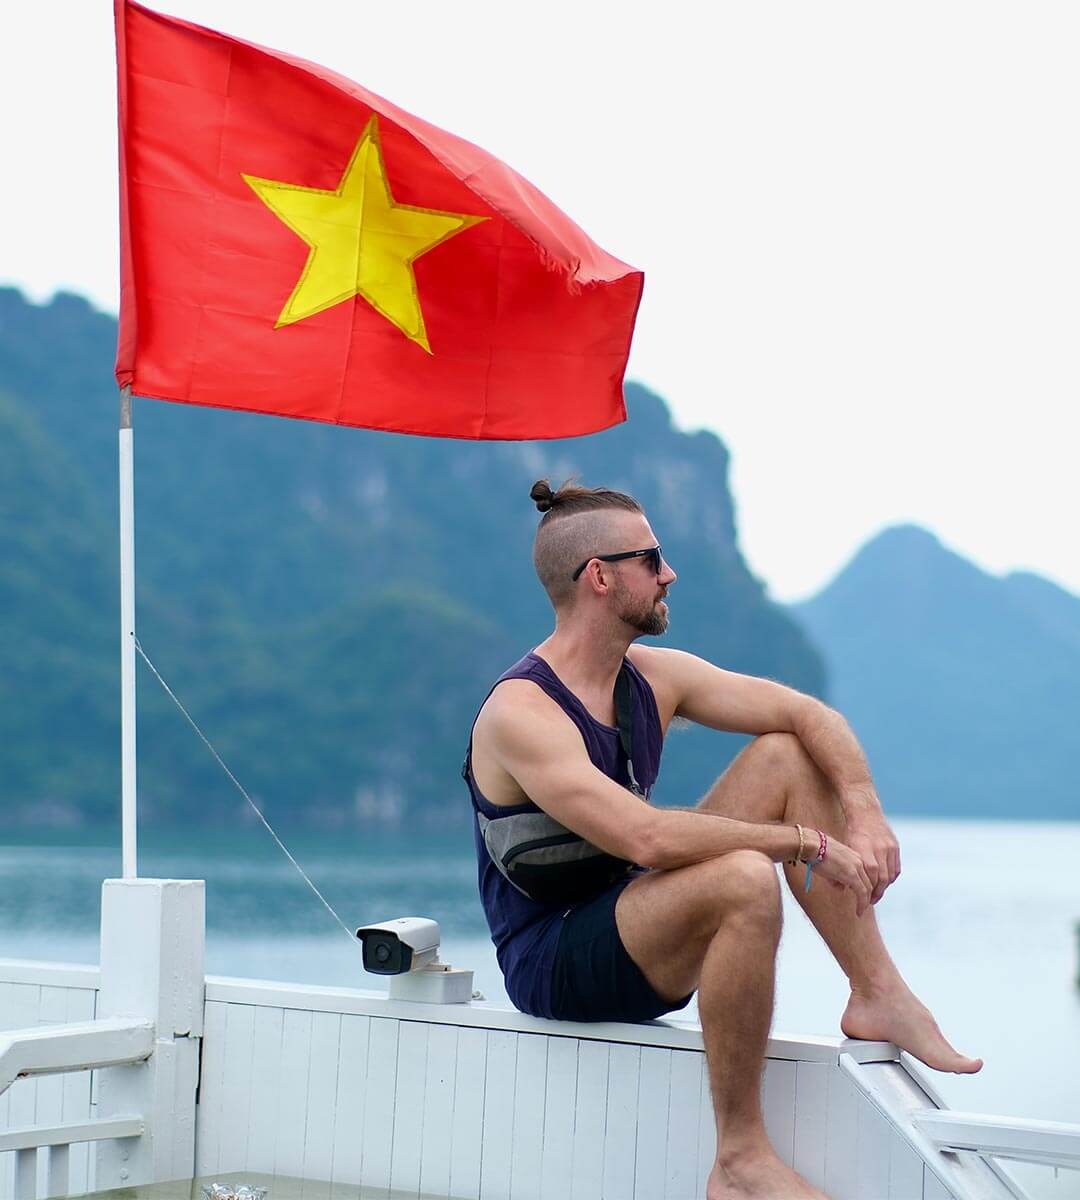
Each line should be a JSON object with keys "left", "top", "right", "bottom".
{"left": 463, "top": 651, "right": 664, "bottom": 1018}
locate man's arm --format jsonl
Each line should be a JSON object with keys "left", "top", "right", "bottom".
{"left": 632, "top": 646, "right": 901, "bottom": 902}
{"left": 484, "top": 683, "right": 873, "bottom": 913}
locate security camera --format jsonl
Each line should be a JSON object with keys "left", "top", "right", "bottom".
{"left": 355, "top": 917, "right": 441, "bottom": 975}
{"left": 355, "top": 916, "right": 476, "bottom": 1004}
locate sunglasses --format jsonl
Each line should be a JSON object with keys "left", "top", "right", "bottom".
{"left": 571, "top": 545, "right": 663, "bottom": 582}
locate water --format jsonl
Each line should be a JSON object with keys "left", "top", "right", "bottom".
{"left": 2, "top": 819, "right": 1078, "bottom": 1178}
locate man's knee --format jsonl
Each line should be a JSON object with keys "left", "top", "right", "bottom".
{"left": 717, "top": 850, "right": 782, "bottom": 924}
{"left": 681, "top": 850, "right": 783, "bottom": 936}
{"left": 750, "top": 731, "right": 812, "bottom": 778}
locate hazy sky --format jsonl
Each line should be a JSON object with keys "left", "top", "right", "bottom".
{"left": 4, "top": 1, "right": 1078, "bottom": 600}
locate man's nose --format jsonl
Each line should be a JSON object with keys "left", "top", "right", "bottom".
{"left": 660, "top": 557, "right": 677, "bottom": 586}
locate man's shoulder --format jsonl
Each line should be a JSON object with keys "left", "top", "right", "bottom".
{"left": 476, "top": 675, "right": 564, "bottom": 735}
{"left": 625, "top": 643, "right": 702, "bottom": 687}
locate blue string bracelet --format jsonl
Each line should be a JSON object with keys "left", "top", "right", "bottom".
{"left": 804, "top": 831, "right": 827, "bottom": 893}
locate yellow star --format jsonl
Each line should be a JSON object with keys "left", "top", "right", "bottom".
{"left": 242, "top": 116, "right": 485, "bottom": 352}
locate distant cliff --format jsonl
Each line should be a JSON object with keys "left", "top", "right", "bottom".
{"left": 0, "top": 287, "right": 824, "bottom": 829}
{"left": 792, "top": 524, "right": 1080, "bottom": 819}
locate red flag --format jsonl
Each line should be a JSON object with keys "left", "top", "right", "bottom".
{"left": 114, "top": 1, "right": 643, "bottom": 440}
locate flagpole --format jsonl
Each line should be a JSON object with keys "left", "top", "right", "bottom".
{"left": 119, "top": 384, "right": 137, "bottom": 879}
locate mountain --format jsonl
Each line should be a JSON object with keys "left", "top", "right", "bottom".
{"left": 0, "top": 286, "right": 824, "bottom": 829}
{"left": 792, "top": 525, "right": 1080, "bottom": 819}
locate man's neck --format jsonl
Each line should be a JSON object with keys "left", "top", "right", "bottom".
{"left": 532, "top": 623, "right": 633, "bottom": 694}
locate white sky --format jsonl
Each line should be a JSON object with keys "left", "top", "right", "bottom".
{"left": 4, "top": 1, "right": 1079, "bottom": 600}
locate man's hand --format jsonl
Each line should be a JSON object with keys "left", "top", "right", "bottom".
{"left": 844, "top": 808, "right": 901, "bottom": 904}
{"left": 812, "top": 838, "right": 874, "bottom": 917}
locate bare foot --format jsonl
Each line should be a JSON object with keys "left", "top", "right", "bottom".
{"left": 707, "top": 1148, "right": 830, "bottom": 1199}
{"left": 841, "top": 983, "right": 983, "bottom": 1074}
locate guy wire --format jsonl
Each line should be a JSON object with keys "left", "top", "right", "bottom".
{"left": 133, "top": 635, "right": 361, "bottom": 952}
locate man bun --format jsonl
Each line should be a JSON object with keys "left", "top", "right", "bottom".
{"left": 530, "top": 479, "right": 556, "bottom": 513}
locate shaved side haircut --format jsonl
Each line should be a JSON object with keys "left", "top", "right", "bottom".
{"left": 529, "top": 479, "right": 644, "bottom": 608}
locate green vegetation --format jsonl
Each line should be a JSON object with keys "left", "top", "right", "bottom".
{"left": 0, "top": 287, "right": 823, "bottom": 830}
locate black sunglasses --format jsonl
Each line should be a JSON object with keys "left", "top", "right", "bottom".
{"left": 572, "top": 545, "right": 663, "bottom": 582}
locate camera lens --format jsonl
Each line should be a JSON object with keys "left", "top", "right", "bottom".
{"left": 375, "top": 943, "right": 391, "bottom": 965}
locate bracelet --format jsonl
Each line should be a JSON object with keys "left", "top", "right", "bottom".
{"left": 787, "top": 824, "right": 806, "bottom": 866}
{"left": 804, "top": 830, "right": 828, "bottom": 894}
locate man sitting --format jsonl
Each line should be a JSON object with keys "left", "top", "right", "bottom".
{"left": 463, "top": 478, "right": 981, "bottom": 1200}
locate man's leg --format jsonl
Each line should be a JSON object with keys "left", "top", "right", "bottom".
{"left": 616, "top": 851, "right": 829, "bottom": 1200}
{"left": 696, "top": 732, "right": 981, "bottom": 1074}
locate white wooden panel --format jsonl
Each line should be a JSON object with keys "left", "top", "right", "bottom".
{"left": 665, "top": 1049, "right": 702, "bottom": 1200}
{"left": 62, "top": 988, "right": 95, "bottom": 1194}
{"left": 634, "top": 1046, "right": 671, "bottom": 1200}
{"left": 823, "top": 1064, "right": 861, "bottom": 1200}
{"left": 538, "top": 1032, "right": 577, "bottom": 1200}
{"left": 204, "top": 977, "right": 844, "bottom": 1064}
{"left": 36, "top": 988, "right": 68, "bottom": 1024}
{"left": 888, "top": 1135, "right": 925, "bottom": 1199}
{"left": 571, "top": 1039, "right": 608, "bottom": 1200}
{"left": 695, "top": 1051, "right": 716, "bottom": 1194}
{"left": 479, "top": 1029, "right": 518, "bottom": 1200}
{"left": 34, "top": 988, "right": 68, "bottom": 1197}
{"left": 856, "top": 1099, "right": 893, "bottom": 1200}
{"left": 762, "top": 1057, "right": 797, "bottom": 1166}
{"left": 302, "top": 1011, "right": 341, "bottom": 1183}
{"left": 360, "top": 1017, "right": 399, "bottom": 1188}
{"left": 0, "top": 981, "right": 40, "bottom": 1031}
{"left": 0, "top": 966, "right": 98, "bottom": 991}
{"left": 330, "top": 1013, "right": 370, "bottom": 1187}
{"left": 448, "top": 1026, "right": 487, "bottom": 1200}
{"left": 0, "top": 981, "right": 96, "bottom": 1196}
{"left": 922, "top": 1165, "right": 953, "bottom": 1199}
{"left": 603, "top": 1043, "right": 641, "bottom": 1200}
{"left": 389, "top": 1019, "right": 428, "bottom": 1193}
{"left": 194, "top": 999, "right": 228, "bottom": 1175}
{"left": 217, "top": 1002, "right": 256, "bottom": 1172}
{"left": 418, "top": 1022, "right": 458, "bottom": 1198}
{"left": 792, "top": 1060, "right": 830, "bottom": 1190}
{"left": 244, "top": 1003, "right": 284, "bottom": 1175}
{"left": 508, "top": 1033, "right": 547, "bottom": 1200}
{"left": 6, "top": 984, "right": 40, "bottom": 1158}
{"left": 45, "top": 1142, "right": 70, "bottom": 1199}
{"left": 274, "top": 1007, "right": 313, "bottom": 1178}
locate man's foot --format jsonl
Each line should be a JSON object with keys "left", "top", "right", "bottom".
{"left": 841, "top": 982, "right": 983, "bottom": 1074}
{"left": 707, "top": 1147, "right": 830, "bottom": 1199}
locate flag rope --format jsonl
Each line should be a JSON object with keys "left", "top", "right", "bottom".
{"left": 133, "top": 635, "right": 362, "bottom": 953}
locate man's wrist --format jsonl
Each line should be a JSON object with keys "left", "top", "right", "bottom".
{"left": 840, "top": 784, "right": 881, "bottom": 824}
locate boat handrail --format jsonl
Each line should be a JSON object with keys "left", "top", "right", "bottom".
{"left": 0, "top": 1018, "right": 154, "bottom": 1199}
{"left": 912, "top": 1109, "right": 1080, "bottom": 1171}
{"left": 0, "top": 1018, "right": 154, "bottom": 1097}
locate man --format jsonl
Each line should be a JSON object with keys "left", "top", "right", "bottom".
{"left": 463, "top": 479, "right": 982, "bottom": 1200}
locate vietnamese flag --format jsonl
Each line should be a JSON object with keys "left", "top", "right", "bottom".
{"left": 114, "top": 1, "right": 644, "bottom": 440}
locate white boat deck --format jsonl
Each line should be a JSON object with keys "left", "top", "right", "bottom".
{"left": 0, "top": 956, "right": 1053, "bottom": 1200}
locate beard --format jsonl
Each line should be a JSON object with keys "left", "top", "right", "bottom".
{"left": 614, "top": 579, "right": 669, "bottom": 637}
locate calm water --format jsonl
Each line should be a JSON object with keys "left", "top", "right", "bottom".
{"left": 2, "top": 819, "right": 1078, "bottom": 1165}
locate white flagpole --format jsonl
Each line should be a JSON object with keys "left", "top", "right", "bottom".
{"left": 119, "top": 385, "right": 137, "bottom": 879}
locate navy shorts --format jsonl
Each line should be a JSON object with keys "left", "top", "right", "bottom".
{"left": 549, "top": 875, "right": 694, "bottom": 1023}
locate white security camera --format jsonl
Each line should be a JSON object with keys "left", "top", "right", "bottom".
{"left": 355, "top": 917, "right": 441, "bottom": 976}
{"left": 354, "top": 916, "right": 476, "bottom": 1004}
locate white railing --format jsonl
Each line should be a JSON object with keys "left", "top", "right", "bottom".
{"left": 0, "top": 1017, "right": 154, "bottom": 1200}
{"left": 1, "top": 1118, "right": 144, "bottom": 1200}
{"left": 912, "top": 1110, "right": 1080, "bottom": 1172}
